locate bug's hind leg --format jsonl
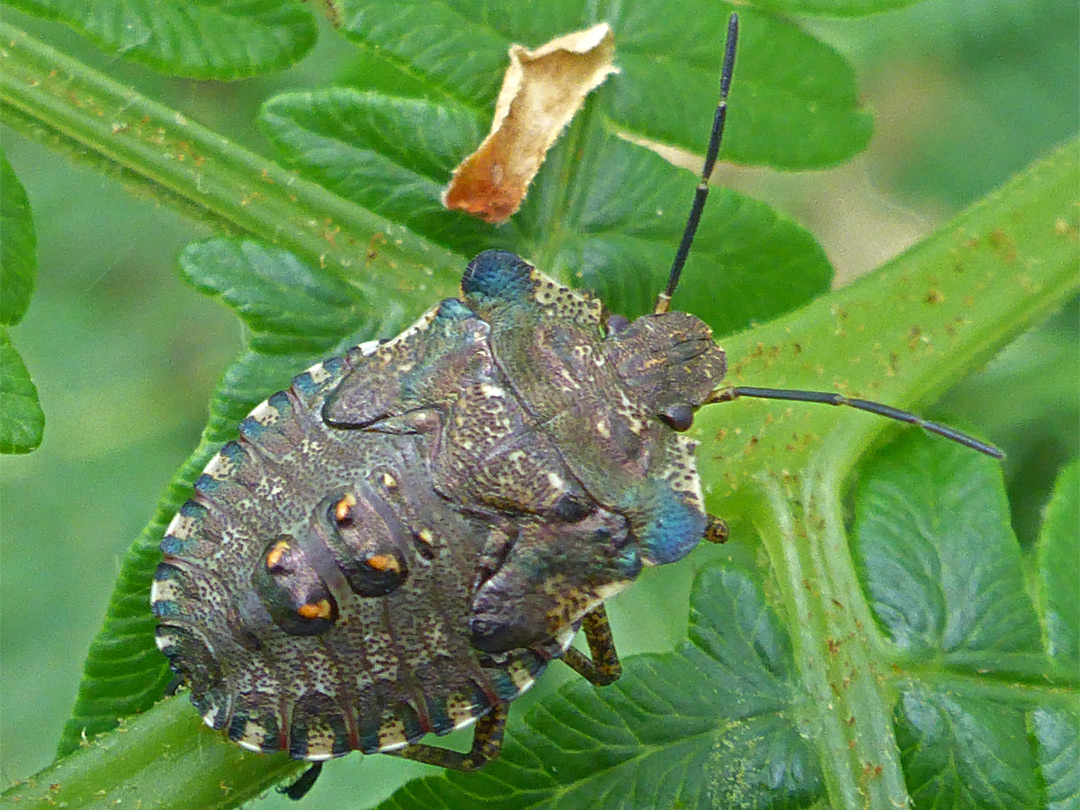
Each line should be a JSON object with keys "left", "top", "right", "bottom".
{"left": 279, "top": 762, "right": 324, "bottom": 801}
{"left": 388, "top": 703, "right": 509, "bottom": 771}
{"left": 561, "top": 604, "right": 622, "bottom": 686}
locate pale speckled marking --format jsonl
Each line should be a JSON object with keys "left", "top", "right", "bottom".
{"left": 615, "top": 390, "right": 645, "bottom": 434}
{"left": 236, "top": 720, "right": 269, "bottom": 751}
{"left": 377, "top": 715, "right": 409, "bottom": 752}
{"left": 546, "top": 471, "right": 565, "bottom": 492}
{"left": 446, "top": 692, "right": 481, "bottom": 732}
{"left": 164, "top": 512, "right": 197, "bottom": 541}
{"left": 530, "top": 269, "right": 603, "bottom": 324}
{"left": 154, "top": 628, "right": 177, "bottom": 653}
{"left": 479, "top": 382, "right": 505, "bottom": 399}
{"left": 506, "top": 659, "right": 535, "bottom": 694}
{"left": 666, "top": 435, "right": 705, "bottom": 505}
{"left": 202, "top": 705, "right": 224, "bottom": 729}
{"left": 202, "top": 451, "right": 236, "bottom": 481}
{"left": 303, "top": 725, "right": 341, "bottom": 760}
{"left": 304, "top": 360, "right": 332, "bottom": 385}
{"left": 149, "top": 578, "right": 179, "bottom": 606}
{"left": 248, "top": 399, "right": 281, "bottom": 426}
{"left": 379, "top": 305, "right": 440, "bottom": 352}
{"left": 594, "top": 580, "right": 632, "bottom": 602}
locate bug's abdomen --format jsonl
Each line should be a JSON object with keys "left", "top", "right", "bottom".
{"left": 152, "top": 357, "right": 551, "bottom": 760}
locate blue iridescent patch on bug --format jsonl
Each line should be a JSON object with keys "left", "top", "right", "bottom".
{"left": 194, "top": 474, "right": 220, "bottom": 494}
{"left": 268, "top": 391, "right": 292, "bottom": 412}
{"left": 425, "top": 697, "right": 453, "bottom": 736}
{"left": 486, "top": 669, "right": 522, "bottom": 702}
{"left": 637, "top": 488, "right": 707, "bottom": 565}
{"left": 219, "top": 440, "right": 244, "bottom": 465}
{"left": 179, "top": 501, "right": 207, "bottom": 519}
{"left": 226, "top": 710, "right": 250, "bottom": 743}
{"left": 435, "top": 297, "right": 474, "bottom": 322}
{"left": 161, "top": 533, "right": 195, "bottom": 556}
{"left": 152, "top": 599, "right": 181, "bottom": 618}
{"left": 357, "top": 723, "right": 381, "bottom": 755}
{"left": 238, "top": 415, "right": 266, "bottom": 439}
{"left": 462, "top": 250, "right": 534, "bottom": 303}
{"left": 154, "top": 562, "right": 184, "bottom": 581}
{"left": 291, "top": 371, "right": 318, "bottom": 397}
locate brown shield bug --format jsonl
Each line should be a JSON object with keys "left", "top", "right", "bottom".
{"left": 151, "top": 13, "right": 999, "bottom": 799}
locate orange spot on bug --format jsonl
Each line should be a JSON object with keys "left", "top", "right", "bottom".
{"left": 367, "top": 554, "right": 401, "bottom": 574}
{"left": 334, "top": 493, "right": 357, "bottom": 524}
{"left": 266, "top": 541, "right": 289, "bottom": 570}
{"left": 298, "top": 600, "right": 332, "bottom": 620}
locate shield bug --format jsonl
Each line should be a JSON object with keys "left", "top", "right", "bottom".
{"left": 151, "top": 13, "right": 1000, "bottom": 800}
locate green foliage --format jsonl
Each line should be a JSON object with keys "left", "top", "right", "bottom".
{"left": 0, "top": 149, "right": 42, "bottom": 453}
{"left": 4, "top": 0, "right": 317, "bottom": 79}
{"left": 0, "top": 0, "right": 1076, "bottom": 809}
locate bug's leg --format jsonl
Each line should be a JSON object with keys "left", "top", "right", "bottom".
{"left": 560, "top": 604, "right": 622, "bottom": 686}
{"left": 279, "top": 762, "right": 323, "bottom": 801}
{"left": 163, "top": 673, "right": 185, "bottom": 697}
{"left": 388, "top": 703, "right": 509, "bottom": 771}
{"left": 704, "top": 514, "right": 729, "bottom": 544}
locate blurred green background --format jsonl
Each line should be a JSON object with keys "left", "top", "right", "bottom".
{"left": 1, "top": 0, "right": 1076, "bottom": 806}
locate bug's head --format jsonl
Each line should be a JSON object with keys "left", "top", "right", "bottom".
{"left": 604, "top": 310, "right": 727, "bottom": 433}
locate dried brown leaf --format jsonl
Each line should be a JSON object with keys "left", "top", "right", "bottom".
{"left": 443, "top": 23, "right": 619, "bottom": 223}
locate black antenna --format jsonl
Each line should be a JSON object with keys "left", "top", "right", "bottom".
{"left": 709, "top": 386, "right": 1003, "bottom": 458}
{"left": 655, "top": 13, "right": 739, "bottom": 315}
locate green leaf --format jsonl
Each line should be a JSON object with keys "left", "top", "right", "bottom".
{"left": 331, "top": 0, "right": 872, "bottom": 169}
{"left": 1033, "top": 707, "right": 1080, "bottom": 810}
{"left": 0, "top": 149, "right": 36, "bottom": 325}
{"left": 0, "top": 326, "right": 43, "bottom": 453}
{"left": 260, "top": 90, "right": 833, "bottom": 333}
{"left": 258, "top": 90, "right": 500, "bottom": 255}
{"left": 852, "top": 432, "right": 1041, "bottom": 662}
{"left": 0, "top": 22, "right": 465, "bottom": 315}
{"left": 56, "top": 239, "right": 396, "bottom": 756}
{"left": 1036, "top": 459, "right": 1080, "bottom": 670}
{"left": 7, "top": 0, "right": 318, "bottom": 79}
{"left": 895, "top": 683, "right": 1041, "bottom": 809}
{"left": 849, "top": 430, "right": 1077, "bottom": 810}
{"left": 743, "top": 0, "right": 925, "bottom": 17}
{"left": 373, "top": 564, "right": 823, "bottom": 810}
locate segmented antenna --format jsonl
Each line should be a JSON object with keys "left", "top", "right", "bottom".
{"left": 654, "top": 13, "right": 739, "bottom": 315}
{"left": 709, "top": 386, "right": 1003, "bottom": 458}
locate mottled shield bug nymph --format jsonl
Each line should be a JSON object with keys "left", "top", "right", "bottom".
{"left": 151, "top": 14, "right": 1000, "bottom": 799}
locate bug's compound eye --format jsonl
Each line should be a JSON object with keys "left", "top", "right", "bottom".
{"left": 252, "top": 537, "right": 339, "bottom": 636}
{"left": 659, "top": 403, "right": 694, "bottom": 432}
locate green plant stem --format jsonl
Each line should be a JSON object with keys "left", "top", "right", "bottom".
{"left": 0, "top": 698, "right": 302, "bottom": 810}
{"left": 701, "top": 139, "right": 1079, "bottom": 810}
{"left": 0, "top": 21, "right": 464, "bottom": 308}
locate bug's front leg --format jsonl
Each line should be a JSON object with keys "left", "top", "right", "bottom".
{"left": 386, "top": 703, "right": 509, "bottom": 771}
{"left": 561, "top": 603, "right": 621, "bottom": 686}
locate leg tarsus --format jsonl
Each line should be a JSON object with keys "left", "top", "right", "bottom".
{"left": 388, "top": 703, "right": 508, "bottom": 771}
{"left": 279, "top": 762, "right": 323, "bottom": 801}
{"left": 561, "top": 604, "right": 621, "bottom": 686}
{"left": 163, "top": 673, "right": 184, "bottom": 697}
{"left": 704, "top": 514, "right": 729, "bottom": 544}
